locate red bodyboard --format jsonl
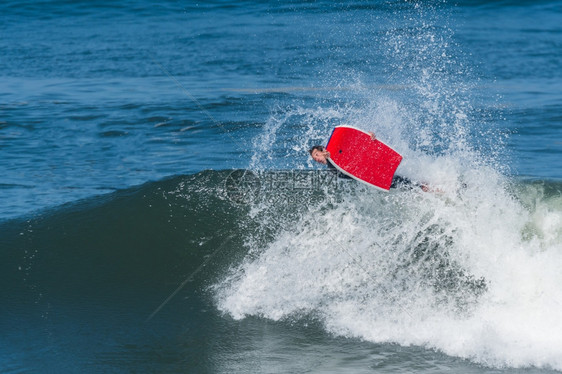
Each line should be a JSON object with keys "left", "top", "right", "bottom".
{"left": 326, "top": 125, "right": 403, "bottom": 191}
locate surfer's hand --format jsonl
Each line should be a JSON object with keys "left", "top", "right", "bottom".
{"left": 368, "top": 131, "right": 376, "bottom": 141}
{"left": 420, "top": 183, "right": 444, "bottom": 194}
{"left": 324, "top": 150, "right": 331, "bottom": 158}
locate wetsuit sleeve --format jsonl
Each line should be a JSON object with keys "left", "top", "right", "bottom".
{"left": 390, "top": 175, "right": 421, "bottom": 190}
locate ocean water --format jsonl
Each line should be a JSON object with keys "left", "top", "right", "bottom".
{"left": 1, "top": 0, "right": 561, "bottom": 373}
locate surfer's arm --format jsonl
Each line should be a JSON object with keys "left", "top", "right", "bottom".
{"left": 368, "top": 131, "right": 376, "bottom": 141}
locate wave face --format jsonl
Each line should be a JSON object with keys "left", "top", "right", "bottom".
{"left": 0, "top": 172, "right": 248, "bottom": 372}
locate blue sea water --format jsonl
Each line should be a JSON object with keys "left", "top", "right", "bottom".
{"left": 1, "top": 0, "right": 561, "bottom": 373}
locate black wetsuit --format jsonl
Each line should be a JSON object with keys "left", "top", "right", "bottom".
{"left": 327, "top": 162, "right": 418, "bottom": 190}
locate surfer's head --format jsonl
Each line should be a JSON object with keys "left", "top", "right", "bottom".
{"left": 309, "top": 145, "right": 330, "bottom": 164}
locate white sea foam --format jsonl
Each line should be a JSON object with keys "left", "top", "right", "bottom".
{"left": 215, "top": 91, "right": 562, "bottom": 370}
{"left": 216, "top": 155, "right": 562, "bottom": 369}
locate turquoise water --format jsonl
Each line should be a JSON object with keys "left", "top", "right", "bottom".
{"left": 1, "top": 1, "right": 561, "bottom": 372}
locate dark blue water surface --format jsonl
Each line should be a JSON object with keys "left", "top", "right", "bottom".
{"left": 1, "top": 1, "right": 561, "bottom": 373}
{"left": 1, "top": 0, "right": 560, "bottom": 219}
